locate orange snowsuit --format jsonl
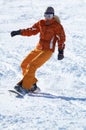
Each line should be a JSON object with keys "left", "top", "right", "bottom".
{"left": 20, "top": 17, "right": 66, "bottom": 90}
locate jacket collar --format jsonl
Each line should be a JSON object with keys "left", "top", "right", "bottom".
{"left": 45, "top": 18, "right": 55, "bottom": 25}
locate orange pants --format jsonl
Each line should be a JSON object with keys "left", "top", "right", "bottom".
{"left": 21, "top": 48, "right": 53, "bottom": 89}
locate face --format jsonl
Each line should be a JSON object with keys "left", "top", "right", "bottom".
{"left": 44, "top": 13, "right": 54, "bottom": 20}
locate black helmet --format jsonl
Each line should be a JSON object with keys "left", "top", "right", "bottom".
{"left": 45, "top": 7, "right": 54, "bottom": 15}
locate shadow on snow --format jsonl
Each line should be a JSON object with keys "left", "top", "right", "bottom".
{"left": 29, "top": 92, "right": 86, "bottom": 102}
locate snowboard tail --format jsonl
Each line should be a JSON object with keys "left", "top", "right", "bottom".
{"left": 8, "top": 90, "right": 24, "bottom": 98}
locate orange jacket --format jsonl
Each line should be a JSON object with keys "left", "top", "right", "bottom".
{"left": 21, "top": 17, "right": 66, "bottom": 52}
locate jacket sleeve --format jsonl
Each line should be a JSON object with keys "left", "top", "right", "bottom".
{"left": 55, "top": 23, "right": 66, "bottom": 50}
{"left": 20, "top": 21, "right": 40, "bottom": 36}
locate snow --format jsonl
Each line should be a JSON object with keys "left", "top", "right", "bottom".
{"left": 0, "top": 0, "right": 86, "bottom": 130}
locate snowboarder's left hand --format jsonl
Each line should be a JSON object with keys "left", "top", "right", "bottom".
{"left": 58, "top": 50, "right": 64, "bottom": 60}
{"left": 11, "top": 30, "right": 21, "bottom": 37}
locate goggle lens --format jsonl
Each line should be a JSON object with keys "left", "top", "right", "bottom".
{"left": 44, "top": 14, "right": 54, "bottom": 19}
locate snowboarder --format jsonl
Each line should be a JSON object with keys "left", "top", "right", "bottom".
{"left": 11, "top": 7, "right": 66, "bottom": 93}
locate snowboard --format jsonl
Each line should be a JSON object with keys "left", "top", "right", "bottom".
{"left": 8, "top": 89, "right": 24, "bottom": 98}
{"left": 8, "top": 89, "right": 58, "bottom": 99}
{"left": 8, "top": 87, "right": 41, "bottom": 98}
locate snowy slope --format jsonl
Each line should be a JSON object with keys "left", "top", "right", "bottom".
{"left": 0, "top": 0, "right": 86, "bottom": 130}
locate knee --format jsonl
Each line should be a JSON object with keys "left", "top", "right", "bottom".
{"left": 21, "top": 61, "right": 26, "bottom": 69}
{"left": 28, "top": 63, "right": 37, "bottom": 71}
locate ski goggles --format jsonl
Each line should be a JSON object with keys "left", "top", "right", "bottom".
{"left": 44, "top": 13, "right": 54, "bottom": 19}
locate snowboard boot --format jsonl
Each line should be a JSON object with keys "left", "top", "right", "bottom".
{"left": 14, "top": 80, "right": 29, "bottom": 95}
{"left": 14, "top": 81, "right": 40, "bottom": 94}
{"left": 30, "top": 83, "right": 40, "bottom": 93}
{"left": 14, "top": 84, "right": 29, "bottom": 95}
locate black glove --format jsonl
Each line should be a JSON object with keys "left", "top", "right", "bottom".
{"left": 11, "top": 30, "right": 21, "bottom": 37}
{"left": 58, "top": 50, "right": 64, "bottom": 60}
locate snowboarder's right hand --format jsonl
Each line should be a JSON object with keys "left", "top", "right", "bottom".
{"left": 11, "top": 30, "right": 21, "bottom": 37}
{"left": 58, "top": 50, "right": 64, "bottom": 60}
